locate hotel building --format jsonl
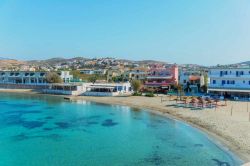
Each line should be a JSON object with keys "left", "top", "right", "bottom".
{"left": 122, "top": 68, "right": 148, "bottom": 81}
{"left": 0, "top": 71, "right": 73, "bottom": 85}
{"left": 144, "top": 64, "right": 178, "bottom": 90}
{"left": 208, "top": 67, "right": 250, "bottom": 98}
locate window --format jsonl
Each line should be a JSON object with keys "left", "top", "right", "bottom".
{"left": 222, "top": 80, "right": 226, "bottom": 85}
{"left": 227, "top": 80, "right": 229, "bottom": 84}
{"left": 184, "top": 80, "right": 186, "bottom": 83}
{"left": 249, "top": 81, "right": 250, "bottom": 85}
{"left": 213, "top": 80, "right": 216, "bottom": 84}
{"left": 220, "top": 71, "right": 223, "bottom": 76}
{"left": 117, "top": 86, "right": 123, "bottom": 91}
{"left": 230, "top": 80, "right": 235, "bottom": 84}
{"left": 243, "top": 80, "right": 245, "bottom": 84}
{"left": 236, "top": 71, "right": 239, "bottom": 77}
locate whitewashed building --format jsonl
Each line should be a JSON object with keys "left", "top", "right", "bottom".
{"left": 83, "top": 82, "right": 132, "bottom": 96}
{"left": 208, "top": 67, "right": 250, "bottom": 98}
{"left": 43, "top": 83, "right": 87, "bottom": 96}
{"left": 0, "top": 71, "right": 73, "bottom": 84}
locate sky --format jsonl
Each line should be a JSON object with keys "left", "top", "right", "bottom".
{"left": 0, "top": 0, "right": 249, "bottom": 65}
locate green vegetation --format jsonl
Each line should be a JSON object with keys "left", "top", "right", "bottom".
{"left": 70, "top": 70, "right": 106, "bottom": 82}
{"left": 145, "top": 92, "right": 155, "bottom": 97}
{"left": 132, "top": 92, "right": 142, "bottom": 96}
{"left": 131, "top": 80, "right": 141, "bottom": 93}
{"left": 88, "top": 75, "right": 97, "bottom": 84}
{"left": 201, "top": 74, "right": 208, "bottom": 93}
{"left": 112, "top": 75, "right": 124, "bottom": 82}
{"left": 45, "top": 72, "right": 62, "bottom": 83}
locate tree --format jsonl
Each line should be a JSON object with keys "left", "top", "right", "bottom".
{"left": 131, "top": 80, "right": 141, "bottom": 93}
{"left": 88, "top": 75, "right": 97, "bottom": 84}
{"left": 45, "top": 72, "right": 63, "bottom": 83}
{"left": 112, "top": 75, "right": 123, "bottom": 83}
{"left": 176, "top": 84, "right": 184, "bottom": 100}
{"left": 201, "top": 74, "right": 208, "bottom": 93}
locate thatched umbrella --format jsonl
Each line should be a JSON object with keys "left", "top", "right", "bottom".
{"left": 214, "top": 99, "right": 220, "bottom": 106}
{"left": 190, "top": 98, "right": 198, "bottom": 106}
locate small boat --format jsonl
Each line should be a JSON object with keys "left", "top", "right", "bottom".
{"left": 64, "top": 97, "right": 71, "bottom": 100}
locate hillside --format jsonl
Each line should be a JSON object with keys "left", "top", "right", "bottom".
{"left": 28, "top": 57, "right": 89, "bottom": 66}
{"left": 0, "top": 59, "right": 26, "bottom": 69}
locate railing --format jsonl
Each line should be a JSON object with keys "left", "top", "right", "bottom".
{"left": 146, "top": 76, "right": 173, "bottom": 79}
{"left": 209, "top": 74, "right": 250, "bottom": 78}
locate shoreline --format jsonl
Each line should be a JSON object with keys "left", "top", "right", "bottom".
{"left": 0, "top": 89, "right": 249, "bottom": 163}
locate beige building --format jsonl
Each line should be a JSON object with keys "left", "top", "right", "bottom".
{"left": 107, "top": 69, "right": 124, "bottom": 82}
{"left": 122, "top": 68, "right": 148, "bottom": 81}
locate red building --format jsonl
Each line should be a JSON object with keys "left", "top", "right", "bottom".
{"left": 144, "top": 64, "right": 178, "bottom": 90}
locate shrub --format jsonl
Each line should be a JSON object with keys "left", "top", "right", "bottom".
{"left": 45, "top": 72, "right": 62, "bottom": 83}
{"left": 145, "top": 92, "right": 154, "bottom": 97}
{"left": 133, "top": 92, "right": 142, "bottom": 96}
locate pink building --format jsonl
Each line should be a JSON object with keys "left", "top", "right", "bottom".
{"left": 144, "top": 64, "right": 178, "bottom": 90}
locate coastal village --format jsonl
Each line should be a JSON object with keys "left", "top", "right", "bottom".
{"left": 0, "top": 57, "right": 249, "bottom": 100}
{"left": 1, "top": 0, "right": 250, "bottom": 165}
{"left": 1, "top": 57, "right": 250, "bottom": 164}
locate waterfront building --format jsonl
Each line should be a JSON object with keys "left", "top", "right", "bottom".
{"left": 43, "top": 83, "right": 87, "bottom": 96}
{"left": 0, "top": 71, "right": 73, "bottom": 84}
{"left": 179, "top": 70, "right": 205, "bottom": 93}
{"left": 208, "top": 67, "right": 250, "bottom": 98}
{"left": 144, "top": 64, "right": 178, "bottom": 90}
{"left": 122, "top": 68, "right": 148, "bottom": 81}
{"left": 83, "top": 82, "right": 132, "bottom": 96}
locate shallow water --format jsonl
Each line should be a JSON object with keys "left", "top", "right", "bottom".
{"left": 0, "top": 93, "right": 242, "bottom": 166}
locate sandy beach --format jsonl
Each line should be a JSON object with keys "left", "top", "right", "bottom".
{"left": 1, "top": 89, "right": 250, "bottom": 163}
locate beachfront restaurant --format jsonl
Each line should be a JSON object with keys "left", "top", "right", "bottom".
{"left": 83, "top": 83, "right": 132, "bottom": 96}
{"left": 208, "top": 87, "right": 250, "bottom": 100}
{"left": 43, "top": 83, "right": 86, "bottom": 96}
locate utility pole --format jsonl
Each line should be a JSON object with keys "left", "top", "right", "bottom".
{"left": 231, "top": 105, "right": 233, "bottom": 116}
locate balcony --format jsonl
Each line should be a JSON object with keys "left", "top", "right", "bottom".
{"left": 209, "top": 74, "right": 250, "bottom": 79}
{"left": 144, "top": 80, "right": 174, "bottom": 86}
{"left": 208, "top": 84, "right": 250, "bottom": 90}
{"left": 146, "top": 75, "right": 172, "bottom": 79}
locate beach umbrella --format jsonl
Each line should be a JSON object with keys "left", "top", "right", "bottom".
{"left": 190, "top": 98, "right": 198, "bottom": 106}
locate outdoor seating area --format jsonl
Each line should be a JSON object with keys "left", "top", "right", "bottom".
{"left": 165, "top": 95, "right": 227, "bottom": 109}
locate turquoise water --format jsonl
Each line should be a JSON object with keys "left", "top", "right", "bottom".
{"left": 0, "top": 93, "right": 242, "bottom": 166}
